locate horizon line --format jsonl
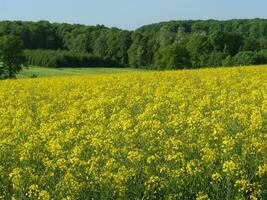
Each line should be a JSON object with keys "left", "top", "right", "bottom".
{"left": 0, "top": 17, "right": 266, "bottom": 31}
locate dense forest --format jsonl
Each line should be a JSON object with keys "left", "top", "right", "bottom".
{"left": 1, "top": 19, "right": 267, "bottom": 69}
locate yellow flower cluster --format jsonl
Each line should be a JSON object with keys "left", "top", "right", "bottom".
{"left": 0, "top": 66, "right": 266, "bottom": 199}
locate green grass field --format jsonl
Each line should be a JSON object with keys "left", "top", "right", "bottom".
{"left": 17, "top": 66, "right": 142, "bottom": 78}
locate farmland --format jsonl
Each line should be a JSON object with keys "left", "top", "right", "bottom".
{"left": 0, "top": 66, "right": 266, "bottom": 199}
{"left": 17, "top": 66, "right": 141, "bottom": 78}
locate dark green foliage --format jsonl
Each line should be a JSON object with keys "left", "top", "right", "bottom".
{"left": 257, "top": 49, "right": 267, "bottom": 60}
{"left": 127, "top": 32, "right": 156, "bottom": 68}
{"left": 232, "top": 51, "right": 263, "bottom": 66}
{"left": 186, "top": 33, "right": 212, "bottom": 68}
{"left": 1, "top": 19, "right": 267, "bottom": 70}
{"left": 0, "top": 21, "right": 130, "bottom": 67}
{"left": 242, "top": 37, "right": 261, "bottom": 51}
{"left": 154, "top": 44, "right": 190, "bottom": 69}
{"left": 209, "top": 31, "right": 228, "bottom": 52}
{"left": 0, "top": 21, "right": 63, "bottom": 50}
{"left": 92, "top": 28, "right": 132, "bottom": 67}
{"left": 208, "top": 31, "right": 244, "bottom": 55}
{"left": 0, "top": 63, "right": 5, "bottom": 79}
{"left": 222, "top": 56, "right": 234, "bottom": 67}
{"left": 206, "top": 51, "right": 227, "bottom": 67}
{"left": 133, "top": 19, "right": 267, "bottom": 69}
{"left": 223, "top": 51, "right": 267, "bottom": 66}
{"left": 0, "top": 35, "right": 26, "bottom": 78}
{"left": 24, "top": 50, "right": 118, "bottom": 68}
{"left": 223, "top": 33, "right": 244, "bottom": 56}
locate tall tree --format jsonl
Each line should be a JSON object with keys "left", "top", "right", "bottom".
{"left": 186, "top": 33, "right": 212, "bottom": 67}
{"left": 223, "top": 33, "right": 244, "bottom": 56}
{"left": 154, "top": 44, "right": 191, "bottom": 70}
{"left": 128, "top": 32, "right": 149, "bottom": 68}
{"left": 0, "top": 35, "right": 26, "bottom": 78}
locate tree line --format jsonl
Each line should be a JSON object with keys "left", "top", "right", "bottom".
{"left": 1, "top": 19, "right": 267, "bottom": 76}
{"left": 24, "top": 50, "right": 118, "bottom": 68}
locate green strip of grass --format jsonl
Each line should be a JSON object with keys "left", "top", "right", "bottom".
{"left": 17, "top": 66, "right": 142, "bottom": 78}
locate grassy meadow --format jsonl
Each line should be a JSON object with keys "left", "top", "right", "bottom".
{"left": 0, "top": 65, "right": 266, "bottom": 199}
{"left": 17, "top": 66, "right": 142, "bottom": 78}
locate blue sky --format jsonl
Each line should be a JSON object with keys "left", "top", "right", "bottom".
{"left": 1, "top": 0, "right": 267, "bottom": 30}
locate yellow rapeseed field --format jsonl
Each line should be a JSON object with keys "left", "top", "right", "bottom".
{"left": 0, "top": 66, "right": 266, "bottom": 199}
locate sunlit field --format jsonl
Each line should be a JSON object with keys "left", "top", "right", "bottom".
{"left": 18, "top": 66, "right": 141, "bottom": 78}
{"left": 0, "top": 66, "right": 266, "bottom": 199}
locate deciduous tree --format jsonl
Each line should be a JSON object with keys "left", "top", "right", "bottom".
{"left": 0, "top": 35, "right": 26, "bottom": 78}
